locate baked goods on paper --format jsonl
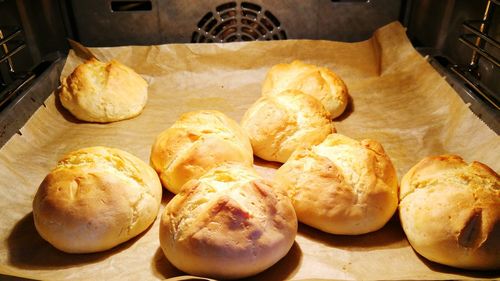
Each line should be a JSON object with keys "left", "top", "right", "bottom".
{"left": 275, "top": 133, "right": 398, "bottom": 235}
{"left": 159, "top": 163, "right": 297, "bottom": 279}
{"left": 151, "top": 110, "right": 253, "bottom": 194}
{"left": 1, "top": 22, "right": 498, "bottom": 280}
{"left": 59, "top": 58, "right": 148, "bottom": 123}
{"left": 262, "top": 60, "right": 349, "bottom": 119}
{"left": 400, "top": 155, "right": 500, "bottom": 270}
{"left": 32, "top": 146, "right": 162, "bottom": 253}
{"left": 241, "top": 89, "right": 334, "bottom": 163}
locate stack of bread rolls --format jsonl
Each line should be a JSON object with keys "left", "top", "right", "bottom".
{"left": 29, "top": 56, "right": 499, "bottom": 280}
{"left": 149, "top": 110, "right": 299, "bottom": 278}
{"left": 242, "top": 61, "right": 349, "bottom": 163}
{"left": 242, "top": 61, "right": 400, "bottom": 236}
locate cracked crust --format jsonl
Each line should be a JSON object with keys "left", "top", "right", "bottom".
{"left": 159, "top": 163, "right": 297, "bottom": 279}
{"left": 150, "top": 110, "right": 254, "bottom": 194}
{"left": 274, "top": 133, "right": 398, "bottom": 235}
{"left": 241, "top": 90, "right": 334, "bottom": 163}
{"left": 32, "top": 146, "right": 162, "bottom": 253}
{"left": 399, "top": 155, "right": 500, "bottom": 270}
{"left": 59, "top": 59, "right": 148, "bottom": 123}
{"left": 261, "top": 60, "right": 349, "bottom": 118}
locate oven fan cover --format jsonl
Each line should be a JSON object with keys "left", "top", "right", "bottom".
{"left": 191, "top": 1, "right": 287, "bottom": 43}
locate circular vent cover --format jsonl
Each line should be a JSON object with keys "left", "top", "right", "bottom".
{"left": 191, "top": 1, "right": 287, "bottom": 43}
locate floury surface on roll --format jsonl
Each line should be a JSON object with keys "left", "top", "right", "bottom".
{"left": 241, "top": 90, "right": 334, "bottom": 163}
{"left": 32, "top": 146, "right": 162, "bottom": 254}
{"left": 150, "top": 110, "right": 253, "bottom": 194}
{"left": 160, "top": 163, "right": 297, "bottom": 280}
{"left": 60, "top": 58, "right": 148, "bottom": 123}
{"left": 274, "top": 133, "right": 398, "bottom": 235}
{"left": 262, "top": 60, "right": 349, "bottom": 119}
{"left": 400, "top": 155, "right": 500, "bottom": 270}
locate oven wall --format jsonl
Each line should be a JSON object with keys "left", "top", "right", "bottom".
{"left": 68, "top": 0, "right": 402, "bottom": 45}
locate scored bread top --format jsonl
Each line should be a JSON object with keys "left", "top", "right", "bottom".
{"left": 262, "top": 60, "right": 348, "bottom": 118}
{"left": 32, "top": 146, "right": 162, "bottom": 253}
{"left": 160, "top": 163, "right": 297, "bottom": 279}
{"left": 399, "top": 155, "right": 500, "bottom": 270}
{"left": 60, "top": 59, "right": 148, "bottom": 123}
{"left": 151, "top": 110, "right": 253, "bottom": 194}
{"left": 274, "top": 133, "right": 398, "bottom": 235}
{"left": 241, "top": 90, "right": 334, "bottom": 163}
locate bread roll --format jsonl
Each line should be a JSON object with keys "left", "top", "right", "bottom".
{"left": 32, "top": 146, "right": 162, "bottom": 253}
{"left": 262, "top": 60, "right": 348, "bottom": 118}
{"left": 274, "top": 133, "right": 398, "bottom": 235}
{"left": 60, "top": 58, "right": 148, "bottom": 122}
{"left": 400, "top": 155, "right": 500, "bottom": 270}
{"left": 241, "top": 90, "right": 334, "bottom": 163}
{"left": 151, "top": 110, "right": 253, "bottom": 194}
{"left": 160, "top": 163, "right": 297, "bottom": 279}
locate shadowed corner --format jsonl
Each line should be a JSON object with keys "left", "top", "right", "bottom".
{"left": 334, "top": 94, "right": 354, "bottom": 122}
{"left": 253, "top": 156, "right": 282, "bottom": 170}
{"left": 298, "top": 212, "right": 407, "bottom": 250}
{"left": 414, "top": 247, "right": 500, "bottom": 279}
{"left": 6, "top": 212, "right": 152, "bottom": 269}
{"left": 253, "top": 156, "right": 282, "bottom": 180}
{"left": 53, "top": 88, "right": 85, "bottom": 124}
{"left": 162, "top": 188, "right": 176, "bottom": 205}
{"left": 0, "top": 274, "right": 37, "bottom": 281}
{"left": 152, "top": 241, "right": 302, "bottom": 281}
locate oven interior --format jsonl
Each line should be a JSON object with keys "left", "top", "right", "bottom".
{"left": 0, "top": 0, "right": 498, "bottom": 147}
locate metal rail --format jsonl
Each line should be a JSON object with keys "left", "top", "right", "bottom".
{"left": 456, "top": 0, "right": 499, "bottom": 110}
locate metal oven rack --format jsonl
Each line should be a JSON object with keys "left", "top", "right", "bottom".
{"left": 0, "top": 26, "right": 33, "bottom": 109}
{"left": 451, "top": 0, "right": 499, "bottom": 111}
{"left": 0, "top": 24, "right": 64, "bottom": 147}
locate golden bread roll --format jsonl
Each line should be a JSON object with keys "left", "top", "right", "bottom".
{"left": 241, "top": 90, "right": 334, "bottom": 163}
{"left": 400, "top": 155, "right": 500, "bottom": 270}
{"left": 32, "top": 146, "right": 162, "bottom": 253}
{"left": 160, "top": 163, "right": 297, "bottom": 279}
{"left": 275, "top": 133, "right": 398, "bottom": 234}
{"left": 150, "top": 110, "right": 253, "bottom": 194}
{"left": 60, "top": 58, "right": 148, "bottom": 122}
{"left": 262, "top": 60, "right": 349, "bottom": 119}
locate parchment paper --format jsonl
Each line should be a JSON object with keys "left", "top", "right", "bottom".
{"left": 0, "top": 22, "right": 498, "bottom": 280}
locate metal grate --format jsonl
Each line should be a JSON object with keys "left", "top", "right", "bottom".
{"left": 0, "top": 26, "right": 34, "bottom": 109}
{"left": 451, "top": 0, "right": 499, "bottom": 110}
{"left": 191, "top": 1, "right": 287, "bottom": 43}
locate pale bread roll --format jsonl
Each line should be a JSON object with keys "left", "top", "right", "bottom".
{"left": 275, "top": 133, "right": 398, "bottom": 234}
{"left": 60, "top": 58, "right": 148, "bottom": 122}
{"left": 160, "top": 163, "right": 297, "bottom": 279}
{"left": 400, "top": 155, "right": 500, "bottom": 270}
{"left": 150, "top": 110, "right": 253, "bottom": 194}
{"left": 241, "top": 90, "right": 334, "bottom": 163}
{"left": 32, "top": 146, "right": 162, "bottom": 253}
{"left": 262, "top": 60, "right": 349, "bottom": 118}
